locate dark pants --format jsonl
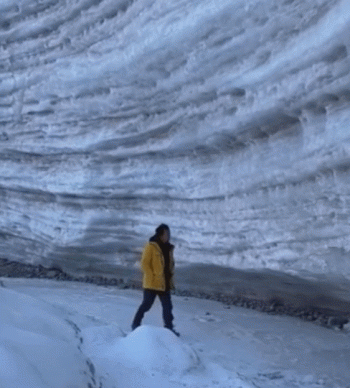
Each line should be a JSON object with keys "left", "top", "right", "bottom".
{"left": 132, "top": 289, "right": 174, "bottom": 330}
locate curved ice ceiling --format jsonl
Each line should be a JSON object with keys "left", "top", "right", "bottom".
{"left": 1, "top": 0, "right": 350, "bottom": 277}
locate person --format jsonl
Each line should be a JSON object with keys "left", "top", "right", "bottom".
{"left": 131, "top": 224, "right": 179, "bottom": 336}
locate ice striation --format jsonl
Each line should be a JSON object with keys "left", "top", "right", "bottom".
{"left": 1, "top": 0, "right": 350, "bottom": 278}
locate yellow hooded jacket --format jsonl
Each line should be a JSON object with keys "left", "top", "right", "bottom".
{"left": 141, "top": 241, "right": 175, "bottom": 291}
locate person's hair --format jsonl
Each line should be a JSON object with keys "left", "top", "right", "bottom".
{"left": 155, "top": 224, "right": 170, "bottom": 237}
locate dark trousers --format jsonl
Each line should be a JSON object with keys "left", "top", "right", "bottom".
{"left": 132, "top": 289, "right": 174, "bottom": 329}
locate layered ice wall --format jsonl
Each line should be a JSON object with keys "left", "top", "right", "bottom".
{"left": 1, "top": 0, "right": 350, "bottom": 277}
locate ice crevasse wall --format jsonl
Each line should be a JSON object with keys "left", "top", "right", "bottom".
{"left": 1, "top": 0, "right": 350, "bottom": 279}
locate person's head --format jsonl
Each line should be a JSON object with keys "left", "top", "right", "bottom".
{"left": 155, "top": 224, "right": 170, "bottom": 243}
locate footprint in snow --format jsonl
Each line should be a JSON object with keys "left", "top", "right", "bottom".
{"left": 195, "top": 312, "right": 222, "bottom": 323}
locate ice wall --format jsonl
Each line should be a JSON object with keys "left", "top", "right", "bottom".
{"left": 1, "top": 0, "right": 350, "bottom": 277}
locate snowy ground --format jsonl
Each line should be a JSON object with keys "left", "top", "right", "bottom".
{"left": 1, "top": 278, "right": 350, "bottom": 388}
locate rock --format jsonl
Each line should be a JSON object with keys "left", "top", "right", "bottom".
{"left": 46, "top": 270, "right": 59, "bottom": 278}
{"left": 328, "top": 317, "right": 349, "bottom": 330}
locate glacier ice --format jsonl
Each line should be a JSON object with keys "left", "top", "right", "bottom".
{"left": 0, "top": 0, "right": 350, "bottom": 278}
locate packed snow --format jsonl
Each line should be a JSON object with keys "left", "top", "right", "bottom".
{"left": 1, "top": 278, "right": 349, "bottom": 388}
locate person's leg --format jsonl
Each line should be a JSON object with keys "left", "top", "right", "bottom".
{"left": 131, "top": 289, "right": 157, "bottom": 330}
{"left": 158, "top": 291, "right": 174, "bottom": 329}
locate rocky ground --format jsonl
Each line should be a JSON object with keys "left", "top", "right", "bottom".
{"left": 1, "top": 258, "right": 349, "bottom": 330}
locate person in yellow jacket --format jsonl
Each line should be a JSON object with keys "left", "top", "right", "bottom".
{"left": 131, "top": 224, "right": 179, "bottom": 336}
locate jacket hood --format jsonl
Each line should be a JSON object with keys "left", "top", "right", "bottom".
{"left": 149, "top": 234, "right": 174, "bottom": 249}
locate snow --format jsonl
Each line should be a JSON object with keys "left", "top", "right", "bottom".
{"left": 1, "top": 278, "right": 349, "bottom": 388}
{"left": 1, "top": 1, "right": 350, "bottom": 383}
{"left": 0, "top": 286, "right": 94, "bottom": 388}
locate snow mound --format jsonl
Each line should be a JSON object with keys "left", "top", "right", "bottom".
{"left": 82, "top": 324, "right": 252, "bottom": 387}
{"left": 82, "top": 324, "right": 201, "bottom": 378}
{"left": 117, "top": 325, "right": 201, "bottom": 377}
{"left": 0, "top": 287, "right": 95, "bottom": 388}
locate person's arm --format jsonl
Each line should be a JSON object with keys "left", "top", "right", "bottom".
{"left": 141, "top": 243, "right": 153, "bottom": 274}
{"left": 169, "top": 246, "right": 175, "bottom": 289}
{"left": 141, "top": 243, "right": 165, "bottom": 290}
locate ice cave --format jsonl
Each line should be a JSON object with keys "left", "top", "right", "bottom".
{"left": 1, "top": 1, "right": 350, "bottom": 387}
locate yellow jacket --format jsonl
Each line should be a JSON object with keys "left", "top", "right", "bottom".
{"left": 141, "top": 242, "right": 175, "bottom": 291}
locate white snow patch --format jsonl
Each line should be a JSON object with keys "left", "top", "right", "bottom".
{"left": 2, "top": 278, "right": 350, "bottom": 388}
